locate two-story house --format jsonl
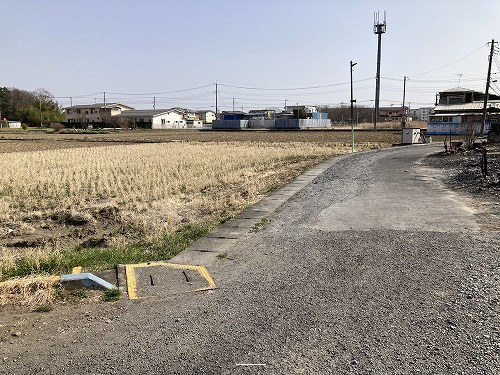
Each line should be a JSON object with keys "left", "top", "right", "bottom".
{"left": 64, "top": 103, "right": 134, "bottom": 125}
{"left": 428, "top": 87, "right": 500, "bottom": 134}
{"left": 378, "top": 106, "right": 409, "bottom": 122}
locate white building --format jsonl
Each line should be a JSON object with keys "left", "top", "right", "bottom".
{"left": 0, "top": 120, "right": 22, "bottom": 128}
{"left": 197, "top": 110, "right": 217, "bottom": 124}
{"left": 410, "top": 107, "right": 433, "bottom": 122}
{"left": 285, "top": 105, "right": 317, "bottom": 114}
{"left": 114, "top": 109, "right": 188, "bottom": 129}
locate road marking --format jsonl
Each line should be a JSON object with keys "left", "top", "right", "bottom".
{"left": 125, "top": 261, "right": 216, "bottom": 300}
{"left": 235, "top": 363, "right": 266, "bottom": 367}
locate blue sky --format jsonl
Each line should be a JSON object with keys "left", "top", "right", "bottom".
{"left": 2, "top": 0, "right": 499, "bottom": 111}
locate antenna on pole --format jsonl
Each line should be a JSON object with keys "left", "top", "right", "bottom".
{"left": 373, "top": 10, "right": 387, "bottom": 130}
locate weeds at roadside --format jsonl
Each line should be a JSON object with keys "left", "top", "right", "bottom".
{"left": 218, "top": 214, "right": 234, "bottom": 225}
{"left": 250, "top": 218, "right": 269, "bottom": 233}
{"left": 34, "top": 305, "right": 53, "bottom": 313}
{"left": 265, "top": 184, "right": 280, "bottom": 194}
{"left": 216, "top": 252, "right": 228, "bottom": 260}
{"left": 0, "top": 222, "right": 212, "bottom": 280}
{"left": 103, "top": 288, "right": 120, "bottom": 302}
{"left": 72, "top": 288, "right": 88, "bottom": 299}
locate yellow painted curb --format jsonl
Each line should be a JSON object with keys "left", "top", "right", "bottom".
{"left": 125, "top": 261, "right": 216, "bottom": 300}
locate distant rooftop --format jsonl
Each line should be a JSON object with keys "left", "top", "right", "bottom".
{"left": 115, "top": 109, "right": 174, "bottom": 117}
{"left": 64, "top": 103, "right": 134, "bottom": 110}
{"left": 441, "top": 87, "right": 481, "bottom": 93}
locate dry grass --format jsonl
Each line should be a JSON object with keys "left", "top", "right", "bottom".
{"left": 0, "top": 141, "right": 379, "bottom": 233}
{"left": 0, "top": 140, "right": 385, "bottom": 305}
{"left": 0, "top": 275, "right": 59, "bottom": 307}
{"left": 334, "top": 120, "right": 428, "bottom": 130}
{"left": 0, "top": 128, "right": 405, "bottom": 145}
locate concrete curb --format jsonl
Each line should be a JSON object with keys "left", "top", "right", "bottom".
{"left": 169, "top": 151, "right": 355, "bottom": 268}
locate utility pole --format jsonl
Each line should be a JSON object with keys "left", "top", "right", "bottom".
{"left": 373, "top": 11, "right": 387, "bottom": 130}
{"left": 153, "top": 97, "right": 156, "bottom": 110}
{"left": 232, "top": 97, "right": 235, "bottom": 113}
{"left": 481, "top": 39, "right": 497, "bottom": 135}
{"left": 70, "top": 97, "right": 73, "bottom": 107}
{"left": 103, "top": 92, "right": 107, "bottom": 124}
{"left": 402, "top": 76, "right": 407, "bottom": 127}
{"left": 39, "top": 98, "right": 42, "bottom": 127}
{"left": 285, "top": 99, "right": 287, "bottom": 112}
{"left": 350, "top": 60, "right": 357, "bottom": 153}
{"left": 215, "top": 82, "right": 218, "bottom": 120}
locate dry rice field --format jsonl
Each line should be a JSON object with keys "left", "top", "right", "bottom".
{"left": 0, "top": 129, "right": 391, "bottom": 304}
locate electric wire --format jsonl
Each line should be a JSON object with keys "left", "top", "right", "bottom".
{"left": 408, "top": 44, "right": 488, "bottom": 78}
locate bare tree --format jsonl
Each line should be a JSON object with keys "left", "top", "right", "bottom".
{"left": 461, "top": 123, "right": 477, "bottom": 150}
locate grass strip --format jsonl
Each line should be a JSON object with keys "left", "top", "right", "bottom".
{"left": 1, "top": 223, "right": 211, "bottom": 280}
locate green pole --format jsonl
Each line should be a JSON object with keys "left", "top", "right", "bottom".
{"left": 351, "top": 122, "right": 354, "bottom": 152}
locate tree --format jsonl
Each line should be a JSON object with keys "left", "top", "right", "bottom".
{"left": 0, "top": 87, "right": 64, "bottom": 127}
{"left": 316, "top": 104, "right": 375, "bottom": 124}
{"left": 107, "top": 116, "right": 134, "bottom": 129}
{"left": 293, "top": 108, "right": 307, "bottom": 119}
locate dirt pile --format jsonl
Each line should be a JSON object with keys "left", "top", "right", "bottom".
{"left": 424, "top": 144, "right": 500, "bottom": 202}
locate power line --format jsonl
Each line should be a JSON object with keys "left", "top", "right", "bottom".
{"left": 408, "top": 44, "right": 487, "bottom": 78}
{"left": 218, "top": 78, "right": 373, "bottom": 91}
{"left": 107, "top": 84, "right": 213, "bottom": 96}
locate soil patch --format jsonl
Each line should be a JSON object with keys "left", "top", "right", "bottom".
{"left": 423, "top": 143, "right": 500, "bottom": 230}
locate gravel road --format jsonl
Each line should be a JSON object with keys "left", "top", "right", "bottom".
{"left": 1, "top": 145, "right": 498, "bottom": 374}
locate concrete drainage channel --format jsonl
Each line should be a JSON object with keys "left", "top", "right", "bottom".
{"left": 61, "top": 154, "right": 350, "bottom": 299}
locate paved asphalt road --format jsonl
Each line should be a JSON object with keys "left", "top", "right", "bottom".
{"left": 1, "top": 145, "right": 499, "bottom": 374}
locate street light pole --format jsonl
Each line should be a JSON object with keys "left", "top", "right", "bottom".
{"left": 350, "top": 60, "right": 357, "bottom": 152}
{"left": 402, "top": 76, "right": 407, "bottom": 127}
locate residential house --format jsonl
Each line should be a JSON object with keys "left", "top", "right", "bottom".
{"left": 114, "top": 108, "right": 187, "bottom": 129}
{"left": 378, "top": 106, "right": 409, "bottom": 122}
{"left": 428, "top": 87, "right": 500, "bottom": 134}
{"left": 285, "top": 105, "right": 317, "bottom": 115}
{"left": 64, "top": 103, "right": 134, "bottom": 125}
{"left": 197, "top": 110, "right": 216, "bottom": 124}
{"left": 173, "top": 108, "right": 203, "bottom": 128}
{"left": 213, "top": 104, "right": 330, "bottom": 130}
{"left": 221, "top": 111, "right": 247, "bottom": 120}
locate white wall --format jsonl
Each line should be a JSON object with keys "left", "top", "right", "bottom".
{"left": 152, "top": 111, "right": 186, "bottom": 129}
